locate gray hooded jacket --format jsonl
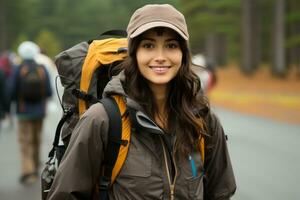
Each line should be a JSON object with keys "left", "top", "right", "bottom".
{"left": 47, "top": 72, "right": 236, "bottom": 200}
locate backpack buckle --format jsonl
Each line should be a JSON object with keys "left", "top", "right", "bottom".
{"left": 99, "top": 176, "right": 111, "bottom": 191}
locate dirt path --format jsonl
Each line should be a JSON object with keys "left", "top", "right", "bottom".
{"left": 208, "top": 65, "right": 300, "bottom": 125}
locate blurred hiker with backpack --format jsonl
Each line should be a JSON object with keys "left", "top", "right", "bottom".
{"left": 0, "top": 67, "right": 6, "bottom": 130}
{"left": 35, "top": 48, "right": 64, "bottom": 124}
{"left": 47, "top": 4, "right": 236, "bottom": 200}
{"left": 9, "top": 41, "right": 52, "bottom": 185}
{"left": 0, "top": 51, "right": 15, "bottom": 129}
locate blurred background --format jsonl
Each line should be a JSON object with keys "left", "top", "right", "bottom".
{"left": 0, "top": 0, "right": 299, "bottom": 200}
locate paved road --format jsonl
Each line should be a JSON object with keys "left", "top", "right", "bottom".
{"left": 0, "top": 104, "right": 61, "bottom": 200}
{"left": 214, "top": 107, "right": 300, "bottom": 200}
{"left": 0, "top": 106, "right": 299, "bottom": 200}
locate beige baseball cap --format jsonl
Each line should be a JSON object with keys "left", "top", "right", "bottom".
{"left": 127, "top": 4, "right": 189, "bottom": 41}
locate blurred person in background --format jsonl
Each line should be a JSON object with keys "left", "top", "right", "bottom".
{"left": 0, "top": 51, "right": 13, "bottom": 79}
{"left": 35, "top": 48, "right": 64, "bottom": 116}
{"left": 9, "top": 41, "right": 53, "bottom": 185}
{"left": 0, "top": 67, "right": 6, "bottom": 130}
{"left": 192, "top": 54, "right": 217, "bottom": 93}
{"left": 0, "top": 51, "right": 14, "bottom": 129}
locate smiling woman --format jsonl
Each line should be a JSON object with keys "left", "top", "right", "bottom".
{"left": 47, "top": 4, "right": 236, "bottom": 200}
{"left": 123, "top": 4, "right": 236, "bottom": 199}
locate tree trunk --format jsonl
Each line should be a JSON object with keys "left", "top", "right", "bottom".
{"left": 0, "top": 0, "right": 8, "bottom": 51}
{"left": 286, "top": 0, "right": 300, "bottom": 76}
{"left": 241, "top": 0, "right": 260, "bottom": 75}
{"left": 216, "top": 34, "right": 227, "bottom": 67}
{"left": 252, "top": 1, "right": 261, "bottom": 70}
{"left": 271, "top": 0, "right": 286, "bottom": 77}
{"left": 204, "top": 33, "right": 228, "bottom": 69}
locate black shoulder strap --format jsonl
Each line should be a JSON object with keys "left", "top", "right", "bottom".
{"left": 88, "top": 29, "right": 127, "bottom": 44}
{"left": 100, "top": 30, "right": 127, "bottom": 37}
{"left": 48, "top": 107, "right": 75, "bottom": 158}
{"left": 98, "top": 97, "right": 123, "bottom": 200}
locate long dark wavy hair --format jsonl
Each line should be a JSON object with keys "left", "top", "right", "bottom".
{"left": 122, "top": 29, "right": 209, "bottom": 156}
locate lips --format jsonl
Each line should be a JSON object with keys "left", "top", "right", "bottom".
{"left": 150, "top": 66, "right": 171, "bottom": 74}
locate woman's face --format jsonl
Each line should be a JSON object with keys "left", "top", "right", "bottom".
{"left": 136, "top": 28, "right": 183, "bottom": 90}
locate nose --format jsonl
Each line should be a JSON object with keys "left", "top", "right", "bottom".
{"left": 153, "top": 47, "right": 166, "bottom": 64}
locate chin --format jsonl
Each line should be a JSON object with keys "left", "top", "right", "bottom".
{"left": 149, "top": 78, "right": 172, "bottom": 85}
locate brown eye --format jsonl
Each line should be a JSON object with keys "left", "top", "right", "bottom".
{"left": 143, "top": 43, "right": 154, "bottom": 49}
{"left": 166, "top": 42, "right": 179, "bottom": 49}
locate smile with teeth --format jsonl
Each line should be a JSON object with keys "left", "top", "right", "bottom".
{"left": 150, "top": 66, "right": 171, "bottom": 73}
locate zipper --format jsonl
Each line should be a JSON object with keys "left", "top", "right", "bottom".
{"left": 160, "top": 136, "right": 178, "bottom": 200}
{"left": 171, "top": 138, "right": 178, "bottom": 200}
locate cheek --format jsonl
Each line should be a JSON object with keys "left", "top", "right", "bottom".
{"left": 172, "top": 51, "right": 183, "bottom": 67}
{"left": 136, "top": 50, "right": 148, "bottom": 69}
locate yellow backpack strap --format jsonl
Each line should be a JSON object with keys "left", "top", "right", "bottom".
{"left": 195, "top": 117, "right": 205, "bottom": 165}
{"left": 199, "top": 136, "right": 205, "bottom": 165}
{"left": 78, "top": 38, "right": 127, "bottom": 116}
{"left": 110, "top": 95, "right": 131, "bottom": 183}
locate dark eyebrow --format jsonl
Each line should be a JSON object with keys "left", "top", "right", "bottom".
{"left": 141, "top": 38, "right": 155, "bottom": 41}
{"left": 166, "top": 38, "right": 179, "bottom": 42}
{"left": 141, "top": 38, "right": 179, "bottom": 42}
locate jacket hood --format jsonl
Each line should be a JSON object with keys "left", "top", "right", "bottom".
{"left": 103, "top": 70, "right": 126, "bottom": 97}
{"left": 102, "top": 70, "right": 145, "bottom": 112}
{"left": 103, "top": 70, "right": 164, "bottom": 135}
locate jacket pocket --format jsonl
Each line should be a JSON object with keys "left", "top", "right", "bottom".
{"left": 120, "top": 150, "right": 151, "bottom": 177}
{"left": 187, "top": 175, "right": 204, "bottom": 200}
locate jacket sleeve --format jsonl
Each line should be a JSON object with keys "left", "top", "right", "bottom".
{"left": 47, "top": 103, "right": 109, "bottom": 200}
{"left": 203, "top": 112, "right": 236, "bottom": 200}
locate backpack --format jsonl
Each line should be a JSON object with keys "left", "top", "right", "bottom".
{"left": 41, "top": 30, "right": 205, "bottom": 200}
{"left": 54, "top": 30, "right": 128, "bottom": 145}
{"left": 18, "top": 62, "right": 47, "bottom": 103}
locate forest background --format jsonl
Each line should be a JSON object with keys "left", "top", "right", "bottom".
{"left": 0, "top": 0, "right": 300, "bottom": 76}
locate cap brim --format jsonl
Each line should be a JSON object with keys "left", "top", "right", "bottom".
{"left": 130, "top": 21, "right": 188, "bottom": 40}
